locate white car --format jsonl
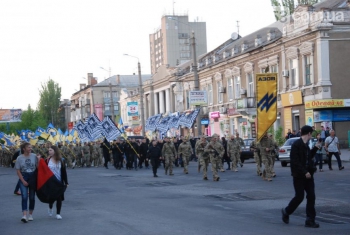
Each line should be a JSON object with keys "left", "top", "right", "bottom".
{"left": 279, "top": 137, "right": 328, "bottom": 167}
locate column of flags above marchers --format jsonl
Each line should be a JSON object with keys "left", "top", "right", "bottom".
{"left": 0, "top": 107, "right": 201, "bottom": 150}
{"left": 0, "top": 114, "right": 125, "bottom": 149}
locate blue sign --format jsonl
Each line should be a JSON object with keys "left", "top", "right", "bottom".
{"left": 201, "top": 119, "right": 209, "bottom": 125}
{"left": 333, "top": 110, "right": 350, "bottom": 121}
{"left": 314, "top": 110, "right": 332, "bottom": 122}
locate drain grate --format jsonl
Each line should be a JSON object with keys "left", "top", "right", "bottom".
{"left": 145, "top": 182, "right": 177, "bottom": 187}
{"left": 205, "top": 192, "right": 278, "bottom": 201}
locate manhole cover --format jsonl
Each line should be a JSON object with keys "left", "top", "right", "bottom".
{"left": 145, "top": 182, "right": 177, "bottom": 187}
{"left": 205, "top": 192, "right": 278, "bottom": 201}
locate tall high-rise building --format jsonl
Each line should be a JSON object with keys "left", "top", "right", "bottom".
{"left": 149, "top": 15, "right": 207, "bottom": 74}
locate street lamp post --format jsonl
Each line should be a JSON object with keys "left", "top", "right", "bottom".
{"left": 123, "top": 54, "right": 145, "bottom": 136}
{"left": 101, "top": 67, "right": 115, "bottom": 122}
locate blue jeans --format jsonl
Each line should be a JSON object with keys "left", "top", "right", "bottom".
{"left": 327, "top": 152, "right": 342, "bottom": 169}
{"left": 19, "top": 172, "right": 36, "bottom": 212}
{"left": 314, "top": 153, "right": 323, "bottom": 170}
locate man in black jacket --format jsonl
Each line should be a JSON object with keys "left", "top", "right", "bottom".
{"left": 100, "top": 138, "right": 111, "bottom": 169}
{"left": 148, "top": 140, "right": 162, "bottom": 177}
{"left": 139, "top": 139, "right": 149, "bottom": 169}
{"left": 282, "top": 125, "right": 319, "bottom": 228}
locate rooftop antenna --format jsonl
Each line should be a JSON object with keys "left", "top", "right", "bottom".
{"left": 237, "top": 21, "right": 240, "bottom": 36}
{"left": 173, "top": 0, "right": 175, "bottom": 15}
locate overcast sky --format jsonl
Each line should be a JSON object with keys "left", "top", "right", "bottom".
{"left": 0, "top": 0, "right": 275, "bottom": 110}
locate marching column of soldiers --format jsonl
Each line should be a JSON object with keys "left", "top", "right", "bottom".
{"left": 1, "top": 133, "right": 279, "bottom": 182}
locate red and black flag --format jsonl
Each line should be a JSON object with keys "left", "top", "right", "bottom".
{"left": 36, "top": 159, "right": 66, "bottom": 203}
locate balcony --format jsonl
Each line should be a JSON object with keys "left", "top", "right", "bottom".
{"left": 103, "top": 97, "right": 119, "bottom": 104}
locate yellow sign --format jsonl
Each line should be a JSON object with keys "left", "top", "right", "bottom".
{"left": 305, "top": 99, "right": 346, "bottom": 109}
{"left": 284, "top": 107, "right": 292, "bottom": 136}
{"left": 305, "top": 110, "right": 314, "bottom": 126}
{"left": 256, "top": 73, "right": 278, "bottom": 142}
{"left": 281, "top": 91, "right": 303, "bottom": 107}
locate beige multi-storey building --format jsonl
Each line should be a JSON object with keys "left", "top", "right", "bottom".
{"left": 142, "top": 0, "right": 350, "bottom": 145}
{"left": 149, "top": 15, "right": 207, "bottom": 74}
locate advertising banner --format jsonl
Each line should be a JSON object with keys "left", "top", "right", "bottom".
{"left": 127, "top": 102, "right": 139, "bottom": 116}
{"left": 94, "top": 104, "right": 103, "bottom": 121}
{"left": 305, "top": 109, "right": 314, "bottom": 127}
{"left": 305, "top": 99, "right": 350, "bottom": 109}
{"left": 0, "top": 109, "right": 22, "bottom": 123}
{"left": 256, "top": 73, "right": 278, "bottom": 141}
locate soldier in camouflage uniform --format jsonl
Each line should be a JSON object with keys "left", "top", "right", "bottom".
{"left": 62, "top": 143, "right": 73, "bottom": 168}
{"left": 73, "top": 143, "right": 82, "bottom": 167}
{"left": 204, "top": 134, "right": 224, "bottom": 181}
{"left": 162, "top": 137, "right": 177, "bottom": 175}
{"left": 235, "top": 133, "right": 245, "bottom": 167}
{"left": 259, "top": 134, "right": 274, "bottom": 181}
{"left": 227, "top": 135, "right": 240, "bottom": 172}
{"left": 91, "top": 142, "right": 99, "bottom": 167}
{"left": 178, "top": 137, "right": 192, "bottom": 174}
{"left": 81, "top": 142, "right": 91, "bottom": 167}
{"left": 268, "top": 133, "right": 279, "bottom": 177}
{"left": 195, "top": 136, "right": 208, "bottom": 180}
{"left": 250, "top": 139, "right": 262, "bottom": 176}
{"left": 67, "top": 143, "right": 75, "bottom": 168}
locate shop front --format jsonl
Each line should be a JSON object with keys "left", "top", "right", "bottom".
{"left": 280, "top": 91, "right": 304, "bottom": 136}
{"left": 305, "top": 99, "right": 350, "bottom": 143}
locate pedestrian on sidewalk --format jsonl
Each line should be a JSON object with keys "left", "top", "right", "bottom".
{"left": 314, "top": 134, "right": 324, "bottom": 172}
{"left": 282, "top": 125, "right": 320, "bottom": 228}
{"left": 325, "top": 130, "right": 344, "bottom": 171}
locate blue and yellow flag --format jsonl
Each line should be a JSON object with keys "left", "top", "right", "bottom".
{"left": 256, "top": 73, "right": 278, "bottom": 142}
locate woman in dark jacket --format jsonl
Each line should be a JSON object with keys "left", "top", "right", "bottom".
{"left": 46, "top": 146, "right": 69, "bottom": 220}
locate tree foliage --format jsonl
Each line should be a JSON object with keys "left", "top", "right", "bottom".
{"left": 271, "top": 0, "right": 319, "bottom": 21}
{"left": 38, "top": 79, "right": 61, "bottom": 126}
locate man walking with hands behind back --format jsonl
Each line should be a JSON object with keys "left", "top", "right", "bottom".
{"left": 282, "top": 125, "right": 320, "bottom": 228}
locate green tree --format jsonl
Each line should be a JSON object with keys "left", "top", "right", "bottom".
{"left": 271, "top": 0, "right": 319, "bottom": 21}
{"left": 38, "top": 79, "right": 61, "bottom": 126}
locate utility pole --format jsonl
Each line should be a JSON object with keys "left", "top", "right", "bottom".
{"left": 109, "top": 79, "right": 115, "bottom": 122}
{"left": 138, "top": 61, "right": 145, "bottom": 136}
{"left": 191, "top": 31, "right": 201, "bottom": 136}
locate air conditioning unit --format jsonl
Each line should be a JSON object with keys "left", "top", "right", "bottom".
{"left": 282, "top": 70, "right": 289, "bottom": 77}
{"left": 240, "top": 89, "right": 247, "bottom": 95}
{"left": 218, "top": 87, "right": 226, "bottom": 93}
{"left": 219, "top": 107, "right": 227, "bottom": 114}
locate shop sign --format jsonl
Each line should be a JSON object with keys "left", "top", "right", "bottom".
{"left": 238, "top": 118, "right": 247, "bottom": 123}
{"left": 210, "top": 111, "right": 220, "bottom": 119}
{"left": 305, "top": 99, "right": 350, "bottom": 109}
{"left": 227, "top": 108, "right": 240, "bottom": 116}
{"left": 284, "top": 107, "right": 292, "bottom": 135}
{"left": 127, "top": 102, "right": 139, "bottom": 116}
{"left": 189, "top": 91, "right": 208, "bottom": 106}
{"left": 201, "top": 119, "right": 209, "bottom": 125}
{"left": 281, "top": 91, "right": 303, "bottom": 107}
{"left": 314, "top": 110, "right": 333, "bottom": 122}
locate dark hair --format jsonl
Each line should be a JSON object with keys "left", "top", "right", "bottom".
{"left": 50, "top": 145, "right": 61, "bottom": 161}
{"left": 20, "top": 142, "right": 31, "bottom": 153}
{"left": 301, "top": 125, "right": 313, "bottom": 135}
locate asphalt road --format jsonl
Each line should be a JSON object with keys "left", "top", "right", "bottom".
{"left": 1, "top": 158, "right": 350, "bottom": 235}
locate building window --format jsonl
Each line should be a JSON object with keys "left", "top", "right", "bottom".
{"left": 247, "top": 73, "right": 254, "bottom": 97}
{"left": 234, "top": 76, "right": 241, "bottom": 99}
{"left": 114, "top": 104, "right": 119, "bottom": 111}
{"left": 270, "top": 64, "right": 278, "bottom": 73}
{"left": 208, "top": 84, "right": 213, "bottom": 105}
{"left": 104, "top": 104, "right": 110, "bottom": 111}
{"left": 304, "top": 55, "right": 312, "bottom": 85}
{"left": 217, "top": 81, "right": 223, "bottom": 103}
{"left": 103, "top": 92, "right": 110, "bottom": 98}
{"left": 228, "top": 78, "right": 234, "bottom": 100}
{"left": 290, "top": 59, "right": 299, "bottom": 88}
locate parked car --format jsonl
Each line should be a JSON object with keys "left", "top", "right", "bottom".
{"left": 240, "top": 138, "right": 254, "bottom": 163}
{"left": 279, "top": 137, "right": 328, "bottom": 167}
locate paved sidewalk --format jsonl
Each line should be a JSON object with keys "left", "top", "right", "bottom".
{"left": 339, "top": 148, "right": 350, "bottom": 162}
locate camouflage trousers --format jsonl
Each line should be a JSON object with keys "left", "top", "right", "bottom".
{"left": 181, "top": 154, "right": 190, "bottom": 173}
{"left": 229, "top": 151, "right": 240, "bottom": 170}
{"left": 201, "top": 157, "right": 210, "bottom": 178}
{"left": 91, "top": 153, "right": 99, "bottom": 167}
{"left": 66, "top": 155, "right": 73, "bottom": 168}
{"left": 210, "top": 155, "right": 221, "bottom": 178}
{"left": 262, "top": 155, "right": 273, "bottom": 179}
{"left": 75, "top": 154, "right": 82, "bottom": 167}
{"left": 254, "top": 152, "right": 262, "bottom": 175}
{"left": 270, "top": 154, "right": 276, "bottom": 174}
{"left": 164, "top": 155, "right": 174, "bottom": 174}
{"left": 82, "top": 153, "right": 91, "bottom": 167}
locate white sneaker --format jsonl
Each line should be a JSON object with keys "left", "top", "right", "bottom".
{"left": 28, "top": 214, "right": 33, "bottom": 221}
{"left": 56, "top": 214, "right": 62, "bottom": 220}
{"left": 21, "top": 216, "right": 28, "bottom": 223}
{"left": 48, "top": 208, "right": 53, "bottom": 217}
